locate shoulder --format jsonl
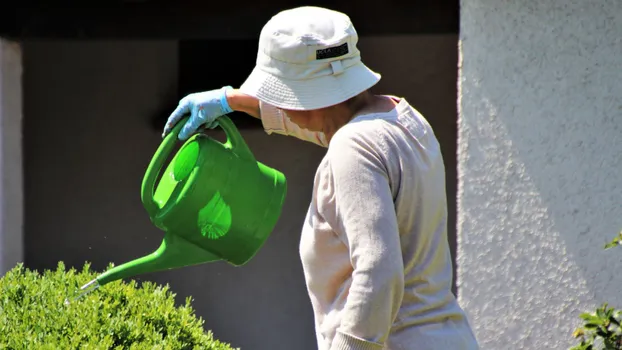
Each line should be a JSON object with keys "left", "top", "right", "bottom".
{"left": 327, "top": 106, "right": 406, "bottom": 159}
{"left": 330, "top": 106, "right": 400, "bottom": 146}
{"left": 327, "top": 119, "right": 385, "bottom": 162}
{"left": 321, "top": 117, "right": 397, "bottom": 181}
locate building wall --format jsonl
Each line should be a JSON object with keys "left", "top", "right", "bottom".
{"left": 21, "top": 35, "right": 458, "bottom": 349}
{"left": 458, "top": 1, "right": 622, "bottom": 349}
{"left": 0, "top": 39, "right": 23, "bottom": 276}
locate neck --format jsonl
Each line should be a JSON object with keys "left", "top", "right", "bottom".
{"left": 323, "top": 92, "right": 375, "bottom": 143}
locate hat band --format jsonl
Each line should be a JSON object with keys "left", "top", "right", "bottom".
{"left": 255, "top": 50, "right": 362, "bottom": 81}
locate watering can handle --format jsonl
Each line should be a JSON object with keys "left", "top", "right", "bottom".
{"left": 140, "top": 116, "right": 188, "bottom": 216}
{"left": 217, "top": 116, "right": 255, "bottom": 161}
{"left": 141, "top": 115, "right": 255, "bottom": 216}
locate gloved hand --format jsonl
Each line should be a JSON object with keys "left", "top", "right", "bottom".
{"left": 162, "top": 86, "right": 234, "bottom": 140}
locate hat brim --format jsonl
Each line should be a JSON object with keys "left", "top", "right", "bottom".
{"left": 239, "top": 62, "right": 381, "bottom": 111}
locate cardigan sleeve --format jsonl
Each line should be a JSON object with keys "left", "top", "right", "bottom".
{"left": 316, "top": 126, "right": 405, "bottom": 350}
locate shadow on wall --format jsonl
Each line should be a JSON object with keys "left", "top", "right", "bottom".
{"left": 21, "top": 35, "right": 459, "bottom": 350}
{"left": 457, "top": 2, "right": 622, "bottom": 349}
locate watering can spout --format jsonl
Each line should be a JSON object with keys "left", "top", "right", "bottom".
{"left": 95, "top": 232, "right": 221, "bottom": 286}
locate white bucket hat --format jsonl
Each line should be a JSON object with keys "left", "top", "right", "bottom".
{"left": 239, "top": 6, "right": 381, "bottom": 111}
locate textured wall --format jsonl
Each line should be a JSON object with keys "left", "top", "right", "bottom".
{"left": 458, "top": 1, "right": 622, "bottom": 349}
{"left": 0, "top": 39, "right": 23, "bottom": 276}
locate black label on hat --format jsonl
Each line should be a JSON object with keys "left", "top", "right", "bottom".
{"left": 316, "top": 42, "right": 349, "bottom": 60}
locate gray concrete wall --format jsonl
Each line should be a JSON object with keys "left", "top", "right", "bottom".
{"left": 458, "top": 1, "right": 622, "bottom": 349}
{"left": 22, "top": 36, "right": 458, "bottom": 349}
{"left": 0, "top": 39, "right": 23, "bottom": 276}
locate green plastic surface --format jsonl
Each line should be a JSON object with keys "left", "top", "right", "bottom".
{"left": 96, "top": 116, "right": 287, "bottom": 286}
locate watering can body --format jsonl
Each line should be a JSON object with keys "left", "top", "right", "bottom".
{"left": 96, "top": 116, "right": 287, "bottom": 285}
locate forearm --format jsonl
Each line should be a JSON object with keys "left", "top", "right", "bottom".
{"left": 225, "top": 89, "right": 261, "bottom": 119}
{"left": 226, "top": 89, "right": 329, "bottom": 147}
{"left": 332, "top": 259, "right": 404, "bottom": 350}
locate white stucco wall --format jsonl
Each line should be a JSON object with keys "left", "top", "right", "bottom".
{"left": 458, "top": 1, "right": 622, "bottom": 349}
{"left": 0, "top": 39, "right": 23, "bottom": 276}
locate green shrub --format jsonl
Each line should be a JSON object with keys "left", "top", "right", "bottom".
{"left": 570, "top": 231, "right": 622, "bottom": 350}
{"left": 0, "top": 262, "right": 238, "bottom": 350}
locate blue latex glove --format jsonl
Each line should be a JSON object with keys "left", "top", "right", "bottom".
{"left": 162, "top": 86, "right": 234, "bottom": 140}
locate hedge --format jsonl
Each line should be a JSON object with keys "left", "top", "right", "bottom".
{"left": 0, "top": 262, "right": 237, "bottom": 350}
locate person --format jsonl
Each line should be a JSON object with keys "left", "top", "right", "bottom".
{"left": 162, "top": 6, "right": 480, "bottom": 350}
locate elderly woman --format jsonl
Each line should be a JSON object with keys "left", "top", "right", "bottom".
{"left": 163, "top": 6, "right": 479, "bottom": 350}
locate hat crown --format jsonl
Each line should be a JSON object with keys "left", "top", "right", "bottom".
{"left": 238, "top": 6, "right": 381, "bottom": 111}
{"left": 258, "top": 6, "right": 360, "bottom": 66}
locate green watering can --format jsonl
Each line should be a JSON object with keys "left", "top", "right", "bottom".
{"left": 74, "top": 116, "right": 287, "bottom": 299}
